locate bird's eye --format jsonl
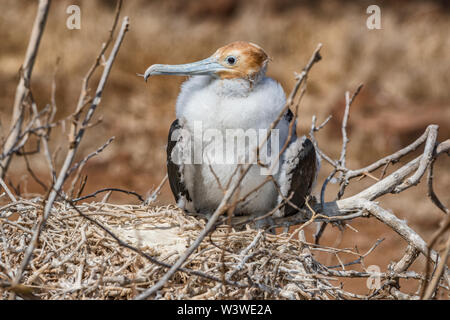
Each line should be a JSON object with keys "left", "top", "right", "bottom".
{"left": 226, "top": 56, "right": 237, "bottom": 65}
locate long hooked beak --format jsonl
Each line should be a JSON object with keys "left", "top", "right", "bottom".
{"left": 142, "top": 56, "right": 226, "bottom": 82}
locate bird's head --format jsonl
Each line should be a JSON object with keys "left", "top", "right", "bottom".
{"left": 142, "top": 41, "right": 270, "bottom": 84}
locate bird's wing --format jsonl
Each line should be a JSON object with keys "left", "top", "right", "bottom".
{"left": 274, "top": 136, "right": 319, "bottom": 217}
{"left": 167, "top": 119, "right": 194, "bottom": 212}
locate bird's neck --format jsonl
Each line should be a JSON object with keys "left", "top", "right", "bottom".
{"left": 209, "top": 68, "right": 267, "bottom": 98}
{"left": 209, "top": 78, "right": 254, "bottom": 98}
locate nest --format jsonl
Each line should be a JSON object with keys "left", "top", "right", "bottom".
{"left": 0, "top": 199, "right": 387, "bottom": 300}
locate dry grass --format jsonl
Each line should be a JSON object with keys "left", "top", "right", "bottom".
{"left": 1, "top": 201, "right": 206, "bottom": 299}
{"left": 0, "top": 200, "right": 337, "bottom": 299}
{"left": 4, "top": 199, "right": 446, "bottom": 300}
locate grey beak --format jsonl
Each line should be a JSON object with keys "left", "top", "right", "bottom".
{"left": 143, "top": 56, "right": 226, "bottom": 82}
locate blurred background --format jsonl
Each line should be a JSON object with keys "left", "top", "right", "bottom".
{"left": 1, "top": 0, "right": 449, "bottom": 296}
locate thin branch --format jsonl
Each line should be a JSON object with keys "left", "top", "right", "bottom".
{"left": 423, "top": 234, "right": 450, "bottom": 299}
{"left": 361, "top": 200, "right": 439, "bottom": 263}
{"left": 1, "top": 0, "right": 51, "bottom": 178}
{"left": 73, "top": 187, "right": 144, "bottom": 203}
{"left": 11, "top": 14, "right": 130, "bottom": 287}
{"left": 67, "top": 136, "right": 115, "bottom": 196}
{"left": 0, "top": 177, "right": 17, "bottom": 202}
{"left": 421, "top": 214, "right": 450, "bottom": 299}
{"left": 327, "top": 238, "right": 384, "bottom": 269}
{"left": 427, "top": 157, "right": 449, "bottom": 214}
{"left": 144, "top": 174, "right": 168, "bottom": 205}
{"left": 23, "top": 152, "right": 47, "bottom": 192}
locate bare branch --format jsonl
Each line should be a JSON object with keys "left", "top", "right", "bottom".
{"left": 423, "top": 234, "right": 450, "bottom": 299}
{"left": 11, "top": 14, "right": 130, "bottom": 287}
{"left": 73, "top": 187, "right": 144, "bottom": 203}
{"left": 339, "top": 84, "right": 363, "bottom": 168}
{"left": 0, "top": 177, "right": 17, "bottom": 203}
{"left": 427, "top": 158, "right": 449, "bottom": 214}
{"left": 1, "top": 0, "right": 51, "bottom": 178}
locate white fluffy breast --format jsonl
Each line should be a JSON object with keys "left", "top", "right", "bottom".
{"left": 174, "top": 75, "right": 291, "bottom": 215}
{"left": 176, "top": 76, "right": 287, "bottom": 132}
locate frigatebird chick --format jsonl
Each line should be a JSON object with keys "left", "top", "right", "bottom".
{"left": 142, "top": 41, "right": 319, "bottom": 218}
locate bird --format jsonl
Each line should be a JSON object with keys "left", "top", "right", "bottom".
{"left": 143, "top": 41, "right": 320, "bottom": 219}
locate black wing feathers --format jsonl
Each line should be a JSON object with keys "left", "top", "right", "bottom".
{"left": 283, "top": 138, "right": 317, "bottom": 216}
{"left": 167, "top": 119, "right": 192, "bottom": 203}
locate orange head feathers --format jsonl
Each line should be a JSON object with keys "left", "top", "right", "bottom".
{"left": 212, "top": 41, "right": 270, "bottom": 80}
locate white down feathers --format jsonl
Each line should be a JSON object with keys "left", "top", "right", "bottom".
{"left": 172, "top": 75, "right": 314, "bottom": 216}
